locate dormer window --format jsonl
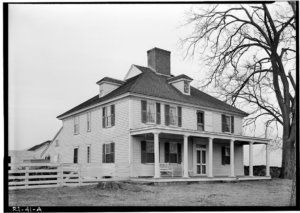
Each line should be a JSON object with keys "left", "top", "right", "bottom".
{"left": 96, "top": 77, "right": 124, "bottom": 98}
{"left": 184, "top": 81, "right": 189, "bottom": 93}
{"left": 168, "top": 74, "right": 193, "bottom": 95}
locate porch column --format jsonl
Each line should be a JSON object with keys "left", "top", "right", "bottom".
{"left": 154, "top": 132, "right": 160, "bottom": 178}
{"left": 183, "top": 134, "right": 189, "bottom": 178}
{"left": 208, "top": 137, "right": 213, "bottom": 178}
{"left": 229, "top": 139, "right": 235, "bottom": 177}
{"left": 249, "top": 141, "right": 254, "bottom": 177}
{"left": 266, "top": 143, "right": 270, "bottom": 176}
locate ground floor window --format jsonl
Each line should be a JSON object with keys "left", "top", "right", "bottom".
{"left": 222, "top": 146, "right": 230, "bottom": 165}
{"left": 102, "top": 142, "right": 115, "bottom": 163}
{"left": 165, "top": 142, "right": 181, "bottom": 163}
{"left": 141, "top": 141, "right": 154, "bottom": 163}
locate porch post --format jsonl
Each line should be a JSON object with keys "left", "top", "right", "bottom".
{"left": 154, "top": 132, "right": 160, "bottom": 178}
{"left": 229, "top": 139, "right": 235, "bottom": 177}
{"left": 183, "top": 134, "right": 189, "bottom": 178}
{"left": 249, "top": 141, "right": 254, "bottom": 177}
{"left": 208, "top": 137, "right": 213, "bottom": 178}
{"left": 266, "top": 143, "right": 270, "bottom": 176}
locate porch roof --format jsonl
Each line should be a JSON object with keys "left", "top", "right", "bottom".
{"left": 130, "top": 127, "right": 270, "bottom": 144}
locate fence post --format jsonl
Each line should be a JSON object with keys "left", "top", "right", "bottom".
{"left": 61, "top": 164, "right": 64, "bottom": 187}
{"left": 25, "top": 166, "right": 29, "bottom": 187}
{"left": 78, "top": 164, "right": 81, "bottom": 187}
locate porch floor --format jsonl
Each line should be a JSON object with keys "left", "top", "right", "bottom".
{"left": 130, "top": 175, "right": 271, "bottom": 183}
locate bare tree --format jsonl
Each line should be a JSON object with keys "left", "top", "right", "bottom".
{"left": 180, "top": 2, "right": 296, "bottom": 180}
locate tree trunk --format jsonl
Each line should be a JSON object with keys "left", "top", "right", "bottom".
{"left": 279, "top": 136, "right": 295, "bottom": 179}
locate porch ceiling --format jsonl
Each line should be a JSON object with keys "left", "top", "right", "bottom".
{"left": 130, "top": 126, "right": 270, "bottom": 144}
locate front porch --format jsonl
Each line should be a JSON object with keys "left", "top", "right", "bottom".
{"left": 129, "top": 126, "right": 271, "bottom": 181}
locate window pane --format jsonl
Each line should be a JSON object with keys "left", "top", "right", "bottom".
{"left": 169, "top": 107, "right": 177, "bottom": 125}
{"left": 184, "top": 81, "right": 189, "bottom": 93}
{"left": 225, "top": 116, "right": 230, "bottom": 132}
{"left": 202, "top": 151, "right": 206, "bottom": 164}
{"left": 202, "top": 165, "right": 206, "bottom": 174}
{"left": 197, "top": 150, "right": 200, "bottom": 164}
{"left": 170, "top": 153, "right": 177, "bottom": 163}
{"left": 106, "top": 144, "right": 111, "bottom": 154}
{"left": 197, "top": 165, "right": 200, "bottom": 174}
{"left": 170, "top": 143, "right": 177, "bottom": 153}
{"left": 146, "top": 142, "right": 154, "bottom": 153}
{"left": 225, "top": 148, "right": 230, "bottom": 156}
{"left": 197, "top": 124, "right": 204, "bottom": 131}
{"left": 147, "top": 153, "right": 154, "bottom": 163}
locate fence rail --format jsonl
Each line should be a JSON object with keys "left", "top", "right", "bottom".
{"left": 8, "top": 163, "right": 130, "bottom": 190}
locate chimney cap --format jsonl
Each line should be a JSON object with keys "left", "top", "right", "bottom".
{"left": 147, "top": 47, "right": 171, "bottom": 55}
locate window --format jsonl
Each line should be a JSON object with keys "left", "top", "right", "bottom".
{"left": 165, "top": 142, "right": 182, "bottom": 163}
{"left": 222, "top": 115, "right": 234, "bottom": 133}
{"left": 74, "top": 148, "right": 78, "bottom": 163}
{"left": 55, "top": 140, "right": 59, "bottom": 147}
{"left": 87, "top": 112, "right": 91, "bottom": 132}
{"left": 165, "top": 105, "right": 182, "bottom": 127}
{"left": 87, "top": 146, "right": 91, "bottom": 163}
{"left": 141, "top": 101, "right": 161, "bottom": 124}
{"left": 100, "top": 84, "right": 103, "bottom": 97}
{"left": 102, "top": 105, "right": 115, "bottom": 128}
{"left": 222, "top": 147, "right": 230, "bottom": 165}
{"left": 184, "top": 81, "right": 189, "bottom": 93}
{"left": 197, "top": 111, "right": 204, "bottom": 131}
{"left": 169, "top": 106, "right": 177, "bottom": 125}
{"left": 141, "top": 141, "right": 154, "bottom": 163}
{"left": 102, "top": 142, "right": 115, "bottom": 163}
{"left": 74, "top": 116, "right": 79, "bottom": 134}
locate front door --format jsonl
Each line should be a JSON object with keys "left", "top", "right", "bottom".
{"left": 196, "top": 149, "right": 206, "bottom": 175}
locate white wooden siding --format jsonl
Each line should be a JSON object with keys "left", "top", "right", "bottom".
{"left": 57, "top": 98, "right": 130, "bottom": 177}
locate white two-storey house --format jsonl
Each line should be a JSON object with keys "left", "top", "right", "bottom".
{"left": 43, "top": 47, "right": 271, "bottom": 180}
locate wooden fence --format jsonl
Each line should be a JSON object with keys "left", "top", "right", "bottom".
{"left": 8, "top": 163, "right": 130, "bottom": 190}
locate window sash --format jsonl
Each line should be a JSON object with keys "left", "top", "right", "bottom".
{"left": 146, "top": 142, "right": 154, "bottom": 153}
{"left": 225, "top": 148, "right": 230, "bottom": 157}
{"left": 170, "top": 143, "right": 177, "bottom": 154}
{"left": 169, "top": 106, "right": 177, "bottom": 125}
{"left": 105, "top": 144, "right": 111, "bottom": 154}
{"left": 146, "top": 103, "right": 155, "bottom": 123}
{"left": 225, "top": 116, "right": 231, "bottom": 132}
{"left": 74, "top": 116, "right": 79, "bottom": 134}
{"left": 87, "top": 146, "right": 91, "bottom": 163}
{"left": 184, "top": 81, "right": 189, "bottom": 93}
{"left": 103, "top": 106, "right": 112, "bottom": 127}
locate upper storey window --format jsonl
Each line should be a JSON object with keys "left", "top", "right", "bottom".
{"left": 74, "top": 116, "right": 79, "bottom": 135}
{"left": 197, "top": 111, "right": 204, "bottom": 131}
{"left": 222, "top": 114, "right": 234, "bottom": 133}
{"left": 141, "top": 100, "right": 161, "bottom": 124}
{"left": 103, "top": 105, "right": 115, "bottom": 128}
{"left": 165, "top": 105, "right": 182, "bottom": 127}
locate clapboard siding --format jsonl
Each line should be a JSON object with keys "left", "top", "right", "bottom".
{"left": 57, "top": 98, "right": 130, "bottom": 177}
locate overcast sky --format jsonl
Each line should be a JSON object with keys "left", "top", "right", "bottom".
{"left": 8, "top": 3, "right": 281, "bottom": 166}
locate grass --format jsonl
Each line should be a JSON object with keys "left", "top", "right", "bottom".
{"left": 9, "top": 178, "right": 292, "bottom": 206}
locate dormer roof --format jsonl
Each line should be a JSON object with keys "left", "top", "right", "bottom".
{"left": 96, "top": 77, "right": 125, "bottom": 85}
{"left": 167, "top": 74, "right": 193, "bottom": 83}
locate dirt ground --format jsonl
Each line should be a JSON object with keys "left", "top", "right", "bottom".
{"left": 9, "top": 178, "right": 292, "bottom": 206}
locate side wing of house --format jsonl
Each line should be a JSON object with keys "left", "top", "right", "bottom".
{"left": 57, "top": 97, "right": 131, "bottom": 177}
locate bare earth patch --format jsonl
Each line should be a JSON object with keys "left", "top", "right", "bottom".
{"left": 9, "top": 178, "right": 292, "bottom": 206}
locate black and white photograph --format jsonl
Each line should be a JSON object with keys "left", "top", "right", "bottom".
{"left": 4, "top": 1, "right": 298, "bottom": 211}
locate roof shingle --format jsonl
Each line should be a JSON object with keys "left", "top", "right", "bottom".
{"left": 57, "top": 65, "right": 248, "bottom": 118}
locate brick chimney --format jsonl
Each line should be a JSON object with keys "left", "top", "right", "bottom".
{"left": 147, "top": 47, "right": 171, "bottom": 76}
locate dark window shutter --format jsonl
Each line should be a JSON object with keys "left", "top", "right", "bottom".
{"left": 221, "top": 147, "right": 226, "bottom": 165}
{"left": 231, "top": 116, "right": 234, "bottom": 133}
{"left": 74, "top": 148, "right": 78, "bottom": 164}
{"left": 141, "top": 100, "right": 147, "bottom": 123}
{"left": 178, "top": 106, "right": 182, "bottom": 127}
{"left": 177, "top": 143, "right": 182, "bottom": 164}
{"left": 111, "top": 105, "right": 115, "bottom": 126}
{"left": 165, "top": 105, "right": 170, "bottom": 126}
{"left": 222, "top": 114, "right": 226, "bottom": 132}
{"left": 102, "top": 144, "right": 106, "bottom": 163}
{"left": 102, "top": 107, "right": 106, "bottom": 128}
{"left": 165, "top": 142, "right": 170, "bottom": 163}
{"left": 156, "top": 103, "right": 161, "bottom": 124}
{"left": 141, "top": 141, "right": 147, "bottom": 164}
{"left": 111, "top": 142, "right": 115, "bottom": 163}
